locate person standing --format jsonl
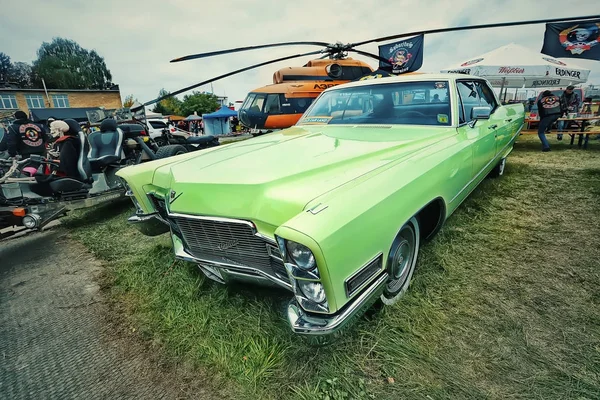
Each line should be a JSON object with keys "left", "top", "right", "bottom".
{"left": 536, "top": 91, "right": 561, "bottom": 152}
{"left": 557, "top": 86, "right": 580, "bottom": 140}
{"left": 7, "top": 110, "right": 51, "bottom": 158}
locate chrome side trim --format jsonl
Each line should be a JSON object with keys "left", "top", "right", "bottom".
{"left": 344, "top": 252, "right": 383, "bottom": 297}
{"left": 287, "top": 272, "right": 388, "bottom": 335}
{"left": 172, "top": 234, "right": 292, "bottom": 290}
{"left": 450, "top": 124, "right": 522, "bottom": 204}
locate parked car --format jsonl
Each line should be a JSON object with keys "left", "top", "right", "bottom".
{"left": 145, "top": 118, "right": 170, "bottom": 139}
{"left": 116, "top": 74, "right": 525, "bottom": 336}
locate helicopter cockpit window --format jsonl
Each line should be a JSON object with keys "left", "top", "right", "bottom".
{"left": 282, "top": 97, "right": 313, "bottom": 114}
{"left": 249, "top": 94, "right": 266, "bottom": 113}
{"left": 298, "top": 81, "right": 451, "bottom": 126}
{"left": 264, "top": 94, "right": 281, "bottom": 115}
{"left": 241, "top": 93, "right": 256, "bottom": 110}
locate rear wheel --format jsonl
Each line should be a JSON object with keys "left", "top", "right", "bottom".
{"left": 155, "top": 145, "right": 187, "bottom": 159}
{"left": 381, "top": 216, "right": 420, "bottom": 305}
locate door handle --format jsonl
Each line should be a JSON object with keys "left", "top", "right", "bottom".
{"left": 488, "top": 124, "right": 498, "bottom": 129}
{"left": 505, "top": 118, "right": 513, "bottom": 122}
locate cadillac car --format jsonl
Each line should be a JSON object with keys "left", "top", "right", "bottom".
{"left": 116, "top": 73, "right": 525, "bottom": 335}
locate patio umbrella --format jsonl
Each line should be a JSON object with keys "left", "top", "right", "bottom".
{"left": 441, "top": 43, "right": 590, "bottom": 96}
{"left": 185, "top": 114, "right": 202, "bottom": 121}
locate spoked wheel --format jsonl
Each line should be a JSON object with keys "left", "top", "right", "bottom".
{"left": 381, "top": 216, "right": 420, "bottom": 305}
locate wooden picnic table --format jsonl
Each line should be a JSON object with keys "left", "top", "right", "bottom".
{"left": 524, "top": 116, "right": 599, "bottom": 149}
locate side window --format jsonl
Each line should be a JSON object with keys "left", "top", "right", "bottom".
{"left": 249, "top": 94, "right": 266, "bottom": 113}
{"left": 457, "top": 81, "right": 481, "bottom": 121}
{"left": 457, "top": 87, "right": 466, "bottom": 124}
{"left": 476, "top": 81, "right": 497, "bottom": 111}
{"left": 264, "top": 94, "right": 281, "bottom": 115}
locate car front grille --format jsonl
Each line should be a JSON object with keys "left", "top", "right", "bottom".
{"left": 170, "top": 215, "right": 289, "bottom": 282}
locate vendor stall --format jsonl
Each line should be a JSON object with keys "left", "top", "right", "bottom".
{"left": 441, "top": 43, "right": 590, "bottom": 99}
{"left": 202, "top": 106, "right": 238, "bottom": 135}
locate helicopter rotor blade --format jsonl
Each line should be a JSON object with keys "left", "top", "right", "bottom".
{"left": 347, "top": 49, "right": 391, "bottom": 65}
{"left": 349, "top": 14, "right": 600, "bottom": 48}
{"left": 170, "top": 41, "right": 330, "bottom": 63}
{"left": 133, "top": 49, "right": 325, "bottom": 111}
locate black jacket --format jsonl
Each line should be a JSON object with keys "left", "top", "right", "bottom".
{"left": 56, "top": 137, "right": 81, "bottom": 179}
{"left": 559, "top": 92, "right": 580, "bottom": 114}
{"left": 537, "top": 94, "right": 562, "bottom": 119}
{"left": 7, "top": 118, "right": 51, "bottom": 157}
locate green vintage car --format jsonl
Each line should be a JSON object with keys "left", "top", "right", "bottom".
{"left": 116, "top": 73, "right": 524, "bottom": 335}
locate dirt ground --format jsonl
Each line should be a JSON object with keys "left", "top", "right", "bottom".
{"left": 0, "top": 229, "right": 224, "bottom": 400}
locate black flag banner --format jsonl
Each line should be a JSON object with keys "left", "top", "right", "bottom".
{"left": 541, "top": 19, "right": 600, "bottom": 61}
{"left": 379, "top": 34, "right": 424, "bottom": 74}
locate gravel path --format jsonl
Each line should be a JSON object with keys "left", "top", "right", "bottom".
{"left": 0, "top": 230, "right": 219, "bottom": 399}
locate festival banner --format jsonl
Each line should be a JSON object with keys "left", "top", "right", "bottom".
{"left": 541, "top": 19, "right": 600, "bottom": 61}
{"left": 379, "top": 34, "right": 424, "bottom": 74}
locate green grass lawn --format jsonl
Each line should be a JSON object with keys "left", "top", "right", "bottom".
{"left": 65, "top": 134, "right": 600, "bottom": 400}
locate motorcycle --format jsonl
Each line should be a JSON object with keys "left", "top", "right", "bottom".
{"left": 154, "top": 125, "right": 220, "bottom": 153}
{"left": 0, "top": 119, "right": 217, "bottom": 238}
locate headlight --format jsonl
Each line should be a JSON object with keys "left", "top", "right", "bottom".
{"left": 286, "top": 241, "right": 316, "bottom": 271}
{"left": 298, "top": 280, "right": 326, "bottom": 304}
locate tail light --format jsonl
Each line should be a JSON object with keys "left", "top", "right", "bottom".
{"left": 140, "top": 129, "right": 147, "bottom": 136}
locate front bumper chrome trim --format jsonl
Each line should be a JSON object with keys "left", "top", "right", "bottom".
{"left": 127, "top": 213, "right": 170, "bottom": 236}
{"left": 287, "top": 271, "right": 388, "bottom": 335}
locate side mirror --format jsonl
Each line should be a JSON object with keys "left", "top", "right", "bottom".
{"left": 468, "top": 106, "right": 492, "bottom": 128}
{"left": 471, "top": 106, "right": 491, "bottom": 120}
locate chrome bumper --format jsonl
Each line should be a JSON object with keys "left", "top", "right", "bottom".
{"left": 287, "top": 272, "right": 389, "bottom": 335}
{"left": 127, "top": 213, "right": 169, "bottom": 236}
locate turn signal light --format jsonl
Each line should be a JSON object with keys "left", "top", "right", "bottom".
{"left": 13, "top": 208, "right": 26, "bottom": 217}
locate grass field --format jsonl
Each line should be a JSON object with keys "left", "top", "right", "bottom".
{"left": 65, "top": 134, "right": 600, "bottom": 400}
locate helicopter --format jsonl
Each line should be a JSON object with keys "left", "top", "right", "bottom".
{"left": 131, "top": 14, "right": 599, "bottom": 133}
{"left": 238, "top": 57, "right": 376, "bottom": 134}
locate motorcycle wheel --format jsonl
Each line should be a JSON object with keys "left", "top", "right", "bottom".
{"left": 155, "top": 145, "right": 188, "bottom": 159}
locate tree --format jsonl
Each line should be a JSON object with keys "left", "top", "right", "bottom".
{"left": 0, "top": 52, "right": 11, "bottom": 82}
{"left": 8, "top": 62, "right": 33, "bottom": 88}
{"left": 179, "top": 92, "right": 220, "bottom": 117}
{"left": 151, "top": 89, "right": 183, "bottom": 116}
{"left": 123, "top": 94, "right": 137, "bottom": 108}
{"left": 31, "top": 38, "right": 113, "bottom": 89}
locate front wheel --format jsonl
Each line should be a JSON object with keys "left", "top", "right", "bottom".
{"left": 381, "top": 216, "right": 420, "bottom": 305}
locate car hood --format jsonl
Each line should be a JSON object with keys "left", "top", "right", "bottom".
{"left": 153, "top": 125, "right": 455, "bottom": 229}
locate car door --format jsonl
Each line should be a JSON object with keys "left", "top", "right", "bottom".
{"left": 456, "top": 80, "right": 497, "bottom": 179}
{"left": 475, "top": 80, "right": 512, "bottom": 155}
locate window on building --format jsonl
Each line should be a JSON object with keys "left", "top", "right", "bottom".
{"left": 52, "top": 94, "right": 70, "bottom": 108}
{"left": 25, "top": 94, "right": 46, "bottom": 109}
{"left": 0, "top": 94, "right": 18, "bottom": 109}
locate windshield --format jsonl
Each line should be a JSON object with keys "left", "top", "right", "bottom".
{"left": 298, "top": 80, "right": 451, "bottom": 126}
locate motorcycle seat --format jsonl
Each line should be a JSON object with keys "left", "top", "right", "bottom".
{"left": 186, "top": 135, "right": 216, "bottom": 145}
{"left": 88, "top": 119, "right": 123, "bottom": 172}
{"left": 49, "top": 178, "right": 92, "bottom": 193}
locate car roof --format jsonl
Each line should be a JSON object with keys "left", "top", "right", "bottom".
{"left": 324, "top": 73, "right": 478, "bottom": 92}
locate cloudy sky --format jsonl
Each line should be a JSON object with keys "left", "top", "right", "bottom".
{"left": 1, "top": 0, "right": 599, "bottom": 109}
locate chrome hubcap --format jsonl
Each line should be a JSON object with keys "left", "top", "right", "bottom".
{"left": 499, "top": 158, "right": 506, "bottom": 175}
{"left": 386, "top": 227, "right": 415, "bottom": 294}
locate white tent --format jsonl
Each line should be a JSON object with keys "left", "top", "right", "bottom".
{"left": 440, "top": 43, "right": 590, "bottom": 89}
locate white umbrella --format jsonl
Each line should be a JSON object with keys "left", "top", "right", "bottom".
{"left": 441, "top": 43, "right": 590, "bottom": 90}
